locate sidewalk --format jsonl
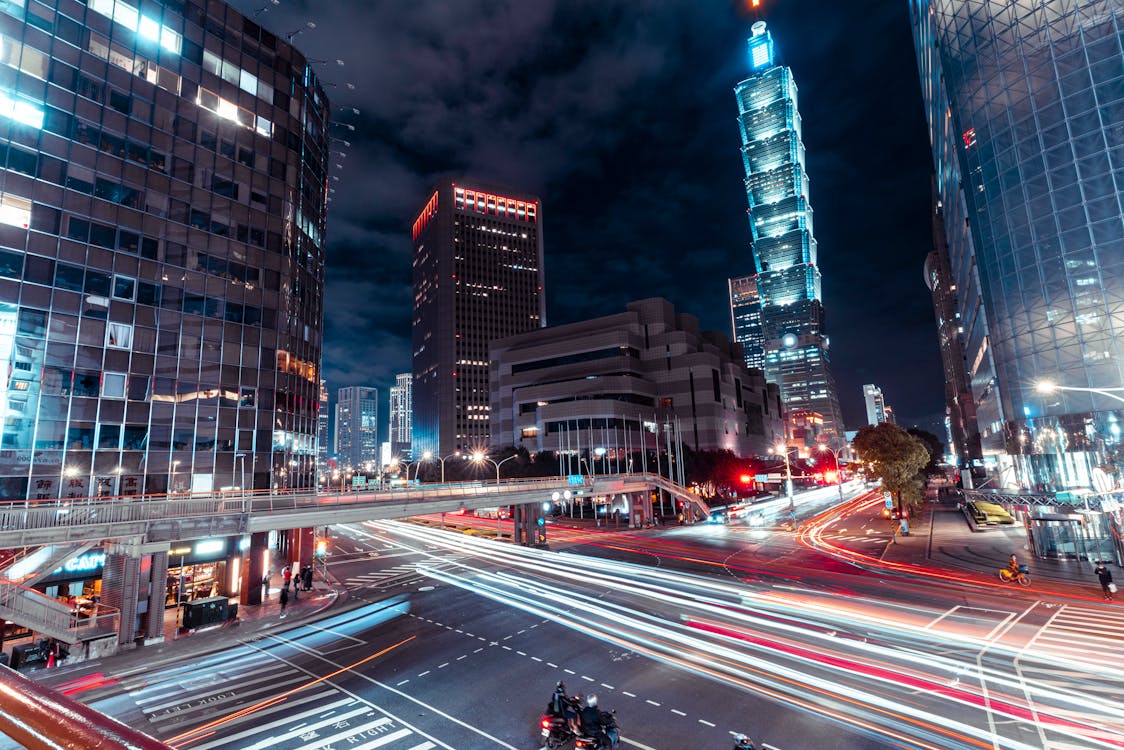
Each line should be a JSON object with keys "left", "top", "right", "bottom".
{"left": 879, "top": 499, "right": 1110, "bottom": 599}
{"left": 21, "top": 569, "right": 345, "bottom": 693}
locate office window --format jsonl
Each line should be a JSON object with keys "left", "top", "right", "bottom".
{"left": 102, "top": 372, "right": 126, "bottom": 398}
{"left": 113, "top": 275, "right": 136, "bottom": 300}
{"left": 106, "top": 322, "right": 132, "bottom": 349}
{"left": 0, "top": 194, "right": 31, "bottom": 228}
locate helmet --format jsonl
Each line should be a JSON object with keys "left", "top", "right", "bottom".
{"left": 555, "top": 681, "right": 565, "bottom": 691}
{"left": 585, "top": 693, "right": 598, "bottom": 707}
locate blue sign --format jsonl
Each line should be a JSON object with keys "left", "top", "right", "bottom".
{"left": 884, "top": 493, "right": 894, "bottom": 509}
{"left": 55, "top": 552, "right": 106, "bottom": 575}
{"left": 567, "top": 474, "right": 585, "bottom": 485}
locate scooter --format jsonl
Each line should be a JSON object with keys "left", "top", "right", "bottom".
{"left": 539, "top": 713, "right": 573, "bottom": 749}
{"left": 574, "top": 710, "right": 619, "bottom": 749}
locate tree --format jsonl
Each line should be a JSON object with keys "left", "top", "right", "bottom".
{"left": 852, "top": 423, "right": 931, "bottom": 514}
{"left": 907, "top": 428, "right": 944, "bottom": 477}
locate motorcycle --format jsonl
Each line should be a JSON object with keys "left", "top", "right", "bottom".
{"left": 733, "top": 734, "right": 756, "bottom": 750}
{"left": 540, "top": 695, "right": 581, "bottom": 749}
{"left": 574, "top": 709, "right": 619, "bottom": 750}
{"left": 998, "top": 564, "right": 1031, "bottom": 586}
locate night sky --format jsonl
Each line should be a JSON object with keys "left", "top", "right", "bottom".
{"left": 228, "top": 0, "right": 947, "bottom": 439}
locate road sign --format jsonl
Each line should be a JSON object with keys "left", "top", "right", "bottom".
{"left": 884, "top": 493, "right": 893, "bottom": 509}
{"left": 767, "top": 473, "right": 783, "bottom": 481}
{"left": 754, "top": 474, "right": 769, "bottom": 483}
{"left": 567, "top": 474, "right": 585, "bottom": 485}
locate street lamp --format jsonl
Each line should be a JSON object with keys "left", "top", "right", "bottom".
{"left": 472, "top": 452, "right": 518, "bottom": 485}
{"left": 422, "top": 450, "right": 460, "bottom": 483}
{"left": 769, "top": 443, "right": 795, "bottom": 524}
{"left": 1035, "top": 380, "right": 1124, "bottom": 404}
{"left": 818, "top": 444, "right": 845, "bottom": 504}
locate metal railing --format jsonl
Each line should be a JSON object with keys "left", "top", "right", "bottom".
{"left": 0, "top": 579, "right": 119, "bottom": 644}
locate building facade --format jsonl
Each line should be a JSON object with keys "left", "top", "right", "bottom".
{"left": 388, "top": 371, "right": 411, "bottom": 460}
{"left": 732, "top": 22, "right": 844, "bottom": 440}
{"left": 728, "top": 274, "right": 765, "bottom": 371}
{"left": 862, "top": 384, "right": 886, "bottom": 427}
{"left": 911, "top": 1, "right": 1124, "bottom": 490}
{"left": 0, "top": 0, "right": 328, "bottom": 499}
{"left": 411, "top": 180, "right": 545, "bottom": 457}
{"left": 490, "top": 298, "right": 785, "bottom": 459}
{"left": 334, "top": 386, "right": 377, "bottom": 469}
{"left": 317, "top": 379, "right": 329, "bottom": 466}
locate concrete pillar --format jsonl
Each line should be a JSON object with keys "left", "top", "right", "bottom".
{"left": 101, "top": 553, "right": 141, "bottom": 645}
{"left": 240, "top": 532, "right": 268, "bottom": 607}
{"left": 293, "top": 527, "right": 315, "bottom": 570}
{"left": 144, "top": 550, "right": 168, "bottom": 640}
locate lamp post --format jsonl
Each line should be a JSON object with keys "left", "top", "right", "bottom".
{"left": 818, "top": 444, "right": 845, "bottom": 505}
{"left": 472, "top": 452, "right": 518, "bottom": 485}
{"left": 769, "top": 444, "right": 795, "bottom": 524}
{"left": 1035, "top": 380, "right": 1124, "bottom": 404}
{"left": 421, "top": 450, "right": 461, "bottom": 483}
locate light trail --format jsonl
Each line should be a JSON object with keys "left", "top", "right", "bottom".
{"left": 362, "top": 520, "right": 1124, "bottom": 750}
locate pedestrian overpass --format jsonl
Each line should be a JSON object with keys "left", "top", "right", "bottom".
{"left": 0, "top": 473, "right": 706, "bottom": 645}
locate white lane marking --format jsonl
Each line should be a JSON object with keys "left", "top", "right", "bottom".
{"left": 337, "top": 728, "right": 413, "bottom": 750}
{"left": 190, "top": 693, "right": 352, "bottom": 750}
{"left": 242, "top": 714, "right": 388, "bottom": 749}
{"left": 645, "top": 699, "right": 660, "bottom": 706}
{"left": 671, "top": 709, "right": 686, "bottom": 716}
{"left": 698, "top": 719, "right": 715, "bottom": 727}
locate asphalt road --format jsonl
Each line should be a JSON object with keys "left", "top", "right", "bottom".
{"left": 19, "top": 502, "right": 1124, "bottom": 750}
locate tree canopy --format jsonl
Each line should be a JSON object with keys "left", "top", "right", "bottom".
{"left": 852, "top": 422, "right": 931, "bottom": 510}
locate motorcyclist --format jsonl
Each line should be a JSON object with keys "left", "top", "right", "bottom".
{"left": 579, "top": 694, "right": 618, "bottom": 748}
{"left": 733, "top": 734, "right": 756, "bottom": 750}
{"left": 1005, "top": 554, "right": 1020, "bottom": 579}
{"left": 548, "top": 681, "right": 568, "bottom": 717}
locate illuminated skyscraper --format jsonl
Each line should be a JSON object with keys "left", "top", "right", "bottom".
{"left": 862, "top": 384, "right": 886, "bottom": 427}
{"left": 732, "top": 22, "right": 844, "bottom": 438}
{"left": 0, "top": 0, "right": 328, "bottom": 499}
{"left": 411, "top": 180, "right": 545, "bottom": 457}
{"left": 729, "top": 275, "right": 765, "bottom": 371}
{"left": 389, "top": 372, "right": 412, "bottom": 460}
{"left": 318, "top": 380, "right": 330, "bottom": 467}
{"left": 912, "top": 1, "right": 1124, "bottom": 490}
{"left": 335, "top": 387, "right": 378, "bottom": 469}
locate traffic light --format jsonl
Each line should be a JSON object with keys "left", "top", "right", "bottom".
{"left": 739, "top": 474, "right": 752, "bottom": 484}
{"left": 536, "top": 516, "right": 546, "bottom": 545}
{"left": 315, "top": 538, "right": 329, "bottom": 558}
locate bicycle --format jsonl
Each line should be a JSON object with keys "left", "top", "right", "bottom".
{"left": 998, "top": 565, "right": 1031, "bottom": 586}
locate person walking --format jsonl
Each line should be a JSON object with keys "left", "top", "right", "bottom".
{"left": 282, "top": 565, "right": 292, "bottom": 589}
{"left": 261, "top": 572, "right": 270, "bottom": 599}
{"left": 302, "top": 566, "right": 313, "bottom": 591}
{"left": 1094, "top": 561, "right": 1115, "bottom": 601}
{"left": 279, "top": 584, "right": 289, "bottom": 617}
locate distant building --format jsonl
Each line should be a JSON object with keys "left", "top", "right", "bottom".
{"left": 731, "top": 22, "right": 844, "bottom": 440}
{"left": 883, "top": 405, "right": 896, "bottom": 425}
{"left": 335, "top": 387, "right": 379, "bottom": 469}
{"left": 411, "top": 180, "right": 546, "bottom": 457}
{"left": 389, "top": 373, "right": 413, "bottom": 460}
{"left": 318, "top": 380, "right": 330, "bottom": 467}
{"left": 863, "top": 384, "right": 887, "bottom": 427}
{"left": 490, "top": 298, "right": 784, "bottom": 458}
{"left": 787, "top": 410, "right": 823, "bottom": 453}
{"left": 729, "top": 275, "right": 765, "bottom": 371}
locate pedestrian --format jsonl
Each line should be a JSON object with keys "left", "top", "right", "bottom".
{"left": 261, "top": 572, "right": 270, "bottom": 599}
{"left": 302, "top": 566, "right": 313, "bottom": 591}
{"left": 279, "top": 585, "right": 289, "bottom": 617}
{"left": 1094, "top": 561, "right": 1115, "bottom": 601}
{"left": 282, "top": 565, "right": 292, "bottom": 589}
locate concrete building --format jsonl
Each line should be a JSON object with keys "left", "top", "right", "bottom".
{"left": 388, "top": 372, "right": 412, "bottom": 460}
{"left": 863, "top": 384, "right": 886, "bottom": 427}
{"left": 731, "top": 22, "right": 844, "bottom": 440}
{"left": 411, "top": 180, "right": 545, "bottom": 457}
{"left": 334, "top": 386, "right": 378, "bottom": 469}
{"left": 911, "top": 1, "right": 1124, "bottom": 490}
{"left": 490, "top": 298, "right": 784, "bottom": 459}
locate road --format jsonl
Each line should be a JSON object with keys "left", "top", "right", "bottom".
{"left": 24, "top": 496, "right": 1124, "bottom": 750}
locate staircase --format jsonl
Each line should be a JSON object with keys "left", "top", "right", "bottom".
{"left": 0, "top": 543, "right": 116, "bottom": 645}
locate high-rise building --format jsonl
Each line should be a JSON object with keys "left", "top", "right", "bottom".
{"left": 729, "top": 275, "right": 765, "bottom": 371}
{"left": 389, "top": 372, "right": 412, "bottom": 460}
{"left": 924, "top": 197, "right": 982, "bottom": 469}
{"left": 732, "top": 22, "right": 844, "bottom": 440}
{"left": 411, "top": 180, "right": 545, "bottom": 457}
{"left": 911, "top": 1, "right": 1124, "bottom": 490}
{"left": 882, "top": 405, "right": 896, "bottom": 426}
{"left": 862, "top": 385, "right": 886, "bottom": 427}
{"left": 0, "top": 0, "right": 328, "bottom": 499}
{"left": 334, "top": 387, "right": 378, "bottom": 469}
{"left": 317, "top": 380, "right": 330, "bottom": 467}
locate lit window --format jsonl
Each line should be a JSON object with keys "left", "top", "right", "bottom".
{"left": 138, "top": 15, "right": 160, "bottom": 42}
{"left": 0, "top": 194, "right": 31, "bottom": 228}
{"left": 0, "top": 91, "right": 43, "bottom": 128}
{"left": 106, "top": 322, "right": 133, "bottom": 349}
{"left": 102, "top": 372, "right": 126, "bottom": 398}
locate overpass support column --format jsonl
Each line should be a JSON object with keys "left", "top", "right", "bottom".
{"left": 293, "top": 527, "right": 315, "bottom": 570}
{"left": 102, "top": 540, "right": 169, "bottom": 645}
{"left": 240, "top": 532, "right": 268, "bottom": 607}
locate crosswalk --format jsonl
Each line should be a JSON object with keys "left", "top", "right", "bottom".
{"left": 113, "top": 639, "right": 439, "bottom": 750}
{"left": 1017, "top": 604, "right": 1124, "bottom": 701}
{"left": 342, "top": 557, "right": 460, "bottom": 591}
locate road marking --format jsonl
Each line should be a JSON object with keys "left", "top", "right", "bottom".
{"left": 698, "top": 719, "right": 715, "bottom": 727}
{"left": 622, "top": 691, "right": 636, "bottom": 698}
{"left": 645, "top": 699, "right": 660, "bottom": 706}
{"left": 671, "top": 709, "right": 686, "bottom": 716}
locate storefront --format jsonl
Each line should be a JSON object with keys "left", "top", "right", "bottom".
{"left": 165, "top": 537, "right": 242, "bottom": 608}
{"left": 1025, "top": 510, "right": 1120, "bottom": 563}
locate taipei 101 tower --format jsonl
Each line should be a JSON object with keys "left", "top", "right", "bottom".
{"left": 729, "top": 21, "right": 844, "bottom": 440}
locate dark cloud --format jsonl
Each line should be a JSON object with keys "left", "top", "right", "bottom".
{"left": 229, "top": 0, "right": 946, "bottom": 435}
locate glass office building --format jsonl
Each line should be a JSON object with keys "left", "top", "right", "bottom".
{"left": 912, "top": 1, "right": 1124, "bottom": 490}
{"left": 728, "top": 274, "right": 765, "bottom": 372}
{"left": 0, "top": 0, "right": 328, "bottom": 500}
{"left": 732, "top": 22, "right": 844, "bottom": 440}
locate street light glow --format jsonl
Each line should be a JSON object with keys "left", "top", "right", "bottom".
{"left": 1035, "top": 380, "right": 1057, "bottom": 394}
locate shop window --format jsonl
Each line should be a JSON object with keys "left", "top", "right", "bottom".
{"left": 106, "top": 322, "right": 132, "bottom": 349}
{"left": 102, "top": 372, "right": 126, "bottom": 398}
{"left": 67, "top": 426, "right": 94, "bottom": 449}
